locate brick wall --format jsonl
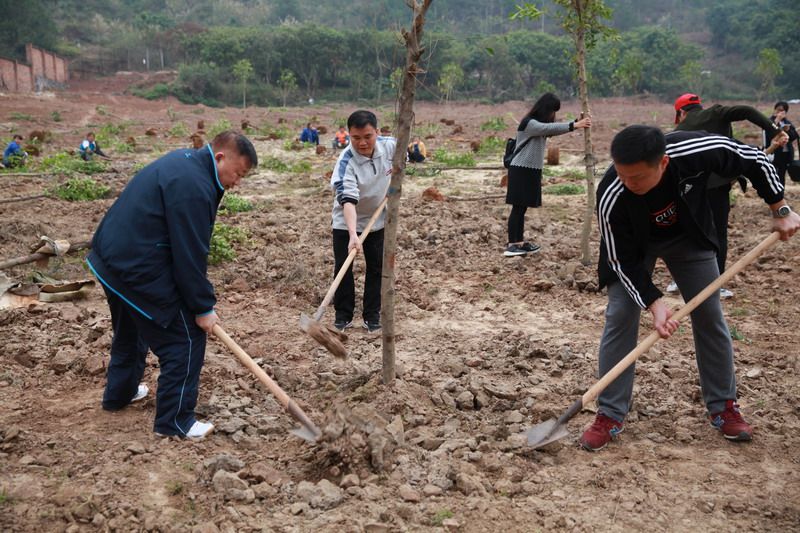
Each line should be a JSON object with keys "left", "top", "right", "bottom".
{"left": 0, "top": 44, "right": 68, "bottom": 93}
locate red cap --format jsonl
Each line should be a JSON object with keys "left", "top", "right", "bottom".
{"left": 674, "top": 93, "right": 701, "bottom": 112}
{"left": 674, "top": 93, "right": 701, "bottom": 123}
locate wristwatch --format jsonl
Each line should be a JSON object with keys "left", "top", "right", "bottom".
{"left": 771, "top": 204, "right": 792, "bottom": 218}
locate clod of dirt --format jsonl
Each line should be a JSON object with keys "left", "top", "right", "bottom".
{"left": 197, "top": 120, "right": 205, "bottom": 131}
{"left": 145, "top": 128, "right": 157, "bottom": 136}
{"left": 316, "top": 145, "right": 327, "bottom": 155}
{"left": 317, "top": 126, "right": 328, "bottom": 134}
{"left": 546, "top": 146, "right": 560, "bottom": 165}
{"left": 469, "top": 140, "right": 481, "bottom": 152}
{"left": 500, "top": 174, "right": 508, "bottom": 187}
{"left": 421, "top": 187, "right": 445, "bottom": 202}
{"left": 241, "top": 120, "right": 251, "bottom": 131}
{"left": 314, "top": 404, "right": 401, "bottom": 473}
{"left": 24, "top": 145, "right": 40, "bottom": 156}
{"left": 28, "top": 130, "right": 52, "bottom": 143}
{"left": 451, "top": 125, "right": 463, "bottom": 134}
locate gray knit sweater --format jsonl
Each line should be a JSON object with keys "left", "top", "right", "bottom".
{"left": 510, "top": 118, "right": 574, "bottom": 169}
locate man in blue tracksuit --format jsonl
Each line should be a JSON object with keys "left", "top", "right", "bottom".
{"left": 87, "top": 131, "right": 257, "bottom": 438}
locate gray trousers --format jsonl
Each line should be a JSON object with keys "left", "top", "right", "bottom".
{"left": 598, "top": 235, "right": 736, "bottom": 422}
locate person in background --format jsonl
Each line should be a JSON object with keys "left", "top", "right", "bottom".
{"left": 80, "top": 132, "right": 110, "bottom": 161}
{"left": 87, "top": 131, "right": 257, "bottom": 439}
{"left": 329, "top": 110, "right": 395, "bottom": 334}
{"left": 2, "top": 134, "right": 27, "bottom": 168}
{"left": 669, "top": 93, "right": 778, "bottom": 299}
{"left": 300, "top": 123, "right": 320, "bottom": 145}
{"left": 332, "top": 126, "right": 350, "bottom": 149}
{"left": 407, "top": 136, "right": 427, "bottom": 163}
{"left": 764, "top": 101, "right": 799, "bottom": 185}
{"left": 504, "top": 92, "right": 591, "bottom": 257}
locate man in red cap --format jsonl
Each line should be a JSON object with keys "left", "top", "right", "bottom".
{"left": 668, "top": 93, "right": 779, "bottom": 299}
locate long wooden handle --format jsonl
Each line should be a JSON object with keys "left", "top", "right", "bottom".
{"left": 582, "top": 231, "right": 781, "bottom": 406}
{"left": 213, "top": 324, "right": 321, "bottom": 435}
{"left": 213, "top": 324, "right": 291, "bottom": 407}
{"left": 313, "top": 197, "right": 388, "bottom": 321}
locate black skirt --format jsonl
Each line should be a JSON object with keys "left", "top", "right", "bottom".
{"left": 505, "top": 165, "right": 542, "bottom": 207}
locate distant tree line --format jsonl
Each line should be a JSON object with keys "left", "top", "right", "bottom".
{"left": 0, "top": 0, "right": 797, "bottom": 106}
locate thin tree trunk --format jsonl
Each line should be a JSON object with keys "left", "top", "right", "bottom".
{"left": 575, "top": 2, "right": 596, "bottom": 266}
{"left": 381, "top": 0, "right": 432, "bottom": 385}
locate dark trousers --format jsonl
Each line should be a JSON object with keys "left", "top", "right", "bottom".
{"left": 101, "top": 287, "right": 207, "bottom": 436}
{"left": 773, "top": 152, "right": 791, "bottom": 187}
{"left": 507, "top": 204, "right": 528, "bottom": 243}
{"left": 332, "top": 228, "right": 384, "bottom": 323}
{"left": 707, "top": 182, "right": 731, "bottom": 273}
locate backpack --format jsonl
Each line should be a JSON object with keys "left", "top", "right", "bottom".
{"left": 503, "top": 136, "right": 533, "bottom": 168}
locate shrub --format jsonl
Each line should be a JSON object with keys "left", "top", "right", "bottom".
{"left": 544, "top": 183, "right": 585, "bottom": 195}
{"left": 51, "top": 111, "right": 62, "bottom": 122}
{"left": 169, "top": 122, "right": 190, "bottom": 137}
{"left": 432, "top": 509, "right": 454, "bottom": 527}
{"left": 209, "top": 223, "right": 249, "bottom": 265}
{"left": 9, "top": 112, "right": 33, "bottom": 121}
{"left": 131, "top": 83, "right": 172, "bottom": 100}
{"left": 208, "top": 118, "right": 233, "bottom": 138}
{"left": 432, "top": 148, "right": 475, "bottom": 167}
{"left": 51, "top": 177, "right": 110, "bottom": 201}
{"left": 261, "top": 156, "right": 289, "bottom": 172}
{"left": 220, "top": 193, "right": 254, "bottom": 214}
{"left": 480, "top": 117, "right": 506, "bottom": 132}
{"left": 477, "top": 135, "right": 505, "bottom": 156}
{"left": 39, "top": 152, "right": 106, "bottom": 175}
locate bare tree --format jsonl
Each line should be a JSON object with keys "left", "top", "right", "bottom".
{"left": 380, "top": 0, "right": 432, "bottom": 385}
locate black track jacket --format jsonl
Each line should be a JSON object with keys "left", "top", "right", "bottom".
{"left": 596, "top": 130, "right": 783, "bottom": 309}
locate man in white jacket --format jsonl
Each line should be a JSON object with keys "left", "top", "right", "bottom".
{"left": 330, "top": 110, "right": 395, "bottom": 333}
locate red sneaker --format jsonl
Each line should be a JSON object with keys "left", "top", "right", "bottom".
{"left": 580, "top": 414, "right": 624, "bottom": 451}
{"left": 709, "top": 400, "right": 752, "bottom": 441}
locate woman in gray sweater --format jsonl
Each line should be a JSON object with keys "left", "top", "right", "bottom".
{"left": 504, "top": 93, "right": 591, "bottom": 256}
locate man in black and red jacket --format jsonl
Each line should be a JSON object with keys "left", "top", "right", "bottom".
{"left": 671, "top": 92, "right": 779, "bottom": 299}
{"left": 581, "top": 125, "right": 799, "bottom": 452}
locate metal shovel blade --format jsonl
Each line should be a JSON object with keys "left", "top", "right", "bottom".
{"left": 290, "top": 425, "right": 321, "bottom": 443}
{"left": 525, "top": 418, "right": 570, "bottom": 449}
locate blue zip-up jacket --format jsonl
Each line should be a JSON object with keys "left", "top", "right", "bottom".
{"left": 87, "top": 145, "right": 224, "bottom": 327}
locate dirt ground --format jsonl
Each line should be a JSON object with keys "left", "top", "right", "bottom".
{"left": 1, "top": 77, "right": 799, "bottom": 532}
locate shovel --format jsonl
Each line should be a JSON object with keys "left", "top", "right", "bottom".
{"left": 212, "top": 324, "right": 321, "bottom": 443}
{"left": 525, "top": 231, "right": 781, "bottom": 449}
{"left": 300, "top": 197, "right": 388, "bottom": 358}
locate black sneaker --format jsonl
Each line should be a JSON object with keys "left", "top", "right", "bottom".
{"left": 334, "top": 319, "right": 352, "bottom": 332}
{"left": 363, "top": 320, "right": 381, "bottom": 333}
{"left": 503, "top": 244, "right": 527, "bottom": 257}
{"left": 521, "top": 242, "right": 541, "bottom": 253}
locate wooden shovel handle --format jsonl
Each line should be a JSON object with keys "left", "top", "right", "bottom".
{"left": 213, "top": 324, "right": 291, "bottom": 407}
{"left": 582, "top": 232, "right": 781, "bottom": 407}
{"left": 313, "top": 197, "right": 388, "bottom": 321}
{"left": 213, "top": 324, "right": 321, "bottom": 435}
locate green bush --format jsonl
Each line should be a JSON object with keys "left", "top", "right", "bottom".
{"left": 480, "top": 117, "right": 506, "bottom": 132}
{"left": 261, "top": 156, "right": 289, "bottom": 172}
{"left": 432, "top": 148, "right": 475, "bottom": 167}
{"left": 208, "top": 118, "right": 233, "bottom": 138}
{"left": 209, "top": 223, "right": 249, "bottom": 265}
{"left": 39, "top": 152, "right": 106, "bottom": 175}
{"left": 51, "top": 177, "right": 110, "bottom": 201}
{"left": 220, "top": 193, "right": 254, "bottom": 214}
{"left": 131, "top": 83, "right": 172, "bottom": 100}
{"left": 477, "top": 135, "right": 505, "bottom": 156}
{"left": 544, "top": 183, "right": 585, "bottom": 195}
{"left": 9, "top": 112, "right": 33, "bottom": 121}
{"left": 51, "top": 111, "right": 62, "bottom": 122}
{"left": 169, "top": 122, "right": 190, "bottom": 137}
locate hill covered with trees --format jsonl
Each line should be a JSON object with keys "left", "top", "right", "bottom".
{"left": 1, "top": 0, "right": 797, "bottom": 106}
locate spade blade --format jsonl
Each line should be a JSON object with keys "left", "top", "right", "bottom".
{"left": 525, "top": 418, "right": 570, "bottom": 449}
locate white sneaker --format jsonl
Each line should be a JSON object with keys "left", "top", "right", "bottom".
{"left": 719, "top": 288, "right": 734, "bottom": 299}
{"left": 186, "top": 421, "right": 215, "bottom": 439}
{"left": 666, "top": 281, "right": 678, "bottom": 294}
{"left": 131, "top": 384, "right": 149, "bottom": 403}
